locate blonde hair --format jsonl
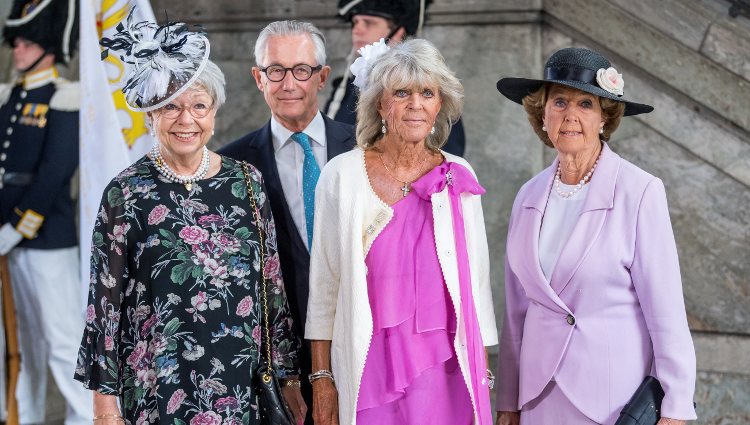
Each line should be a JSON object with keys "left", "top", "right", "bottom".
{"left": 356, "top": 39, "right": 463, "bottom": 152}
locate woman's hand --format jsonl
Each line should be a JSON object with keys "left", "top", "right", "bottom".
{"left": 312, "top": 378, "right": 339, "bottom": 425}
{"left": 657, "top": 418, "right": 686, "bottom": 425}
{"left": 496, "top": 411, "right": 520, "bottom": 425}
{"left": 281, "top": 382, "right": 307, "bottom": 425}
{"left": 93, "top": 391, "right": 124, "bottom": 424}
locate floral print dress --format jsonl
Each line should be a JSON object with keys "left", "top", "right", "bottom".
{"left": 75, "top": 156, "right": 300, "bottom": 425}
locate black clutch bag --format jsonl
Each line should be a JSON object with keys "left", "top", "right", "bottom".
{"left": 615, "top": 376, "right": 664, "bottom": 425}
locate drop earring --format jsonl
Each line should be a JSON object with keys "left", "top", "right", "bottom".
{"left": 542, "top": 125, "right": 546, "bottom": 132}
{"left": 430, "top": 126, "right": 436, "bottom": 135}
{"left": 599, "top": 127, "right": 604, "bottom": 134}
{"left": 381, "top": 119, "right": 387, "bottom": 134}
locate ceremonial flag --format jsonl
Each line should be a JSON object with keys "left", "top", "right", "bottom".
{"left": 79, "top": 0, "right": 154, "bottom": 294}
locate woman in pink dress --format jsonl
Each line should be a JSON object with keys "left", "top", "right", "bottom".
{"left": 305, "top": 39, "right": 498, "bottom": 425}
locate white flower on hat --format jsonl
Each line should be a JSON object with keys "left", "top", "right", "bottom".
{"left": 596, "top": 67, "right": 624, "bottom": 96}
{"left": 350, "top": 38, "right": 390, "bottom": 89}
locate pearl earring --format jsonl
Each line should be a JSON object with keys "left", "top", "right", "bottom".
{"left": 542, "top": 125, "right": 546, "bottom": 132}
{"left": 212, "top": 130, "right": 215, "bottom": 136}
{"left": 599, "top": 127, "right": 604, "bottom": 134}
{"left": 381, "top": 119, "right": 387, "bottom": 134}
{"left": 430, "top": 126, "right": 436, "bottom": 135}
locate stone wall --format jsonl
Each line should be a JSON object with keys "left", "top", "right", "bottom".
{"left": 0, "top": 0, "right": 747, "bottom": 423}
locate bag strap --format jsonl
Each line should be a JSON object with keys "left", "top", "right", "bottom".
{"left": 241, "top": 162, "right": 274, "bottom": 377}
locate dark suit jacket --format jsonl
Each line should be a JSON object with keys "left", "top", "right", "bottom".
{"left": 219, "top": 115, "right": 355, "bottom": 422}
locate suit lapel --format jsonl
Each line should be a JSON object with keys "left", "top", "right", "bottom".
{"left": 323, "top": 115, "right": 356, "bottom": 159}
{"left": 549, "top": 144, "right": 619, "bottom": 295}
{"left": 510, "top": 163, "right": 570, "bottom": 313}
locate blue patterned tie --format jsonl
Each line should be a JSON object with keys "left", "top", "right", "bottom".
{"left": 291, "top": 132, "right": 321, "bottom": 249}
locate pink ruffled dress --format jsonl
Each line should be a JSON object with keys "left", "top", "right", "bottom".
{"left": 356, "top": 161, "right": 492, "bottom": 424}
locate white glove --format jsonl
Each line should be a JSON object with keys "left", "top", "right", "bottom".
{"left": 0, "top": 223, "right": 23, "bottom": 256}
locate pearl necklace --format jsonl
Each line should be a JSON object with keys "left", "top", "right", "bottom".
{"left": 554, "top": 154, "right": 600, "bottom": 199}
{"left": 150, "top": 144, "right": 210, "bottom": 191}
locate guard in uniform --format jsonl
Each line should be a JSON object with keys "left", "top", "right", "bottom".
{"left": 0, "top": 0, "right": 91, "bottom": 423}
{"left": 324, "top": 0, "right": 467, "bottom": 156}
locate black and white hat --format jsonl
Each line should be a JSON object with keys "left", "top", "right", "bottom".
{"left": 100, "top": 8, "right": 210, "bottom": 112}
{"left": 496, "top": 47, "right": 653, "bottom": 116}
{"left": 2, "top": 0, "right": 79, "bottom": 64}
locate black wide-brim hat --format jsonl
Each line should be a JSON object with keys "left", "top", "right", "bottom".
{"left": 496, "top": 47, "right": 653, "bottom": 116}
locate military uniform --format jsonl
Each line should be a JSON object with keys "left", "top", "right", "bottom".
{"left": 1, "top": 0, "right": 90, "bottom": 422}
{"left": 0, "top": 67, "right": 91, "bottom": 425}
{"left": 0, "top": 68, "right": 78, "bottom": 249}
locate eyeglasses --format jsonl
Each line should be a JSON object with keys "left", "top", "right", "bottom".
{"left": 158, "top": 101, "right": 214, "bottom": 119}
{"left": 260, "top": 64, "right": 323, "bottom": 82}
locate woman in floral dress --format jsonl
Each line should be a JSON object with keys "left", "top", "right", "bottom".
{"left": 74, "top": 12, "right": 304, "bottom": 425}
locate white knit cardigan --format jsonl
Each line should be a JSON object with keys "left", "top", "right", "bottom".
{"left": 305, "top": 148, "right": 499, "bottom": 425}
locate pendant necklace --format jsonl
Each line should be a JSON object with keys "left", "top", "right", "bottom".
{"left": 378, "top": 151, "right": 428, "bottom": 197}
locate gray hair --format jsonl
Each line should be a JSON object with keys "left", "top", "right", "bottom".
{"left": 194, "top": 60, "right": 227, "bottom": 110}
{"left": 254, "top": 20, "right": 327, "bottom": 67}
{"left": 356, "top": 39, "right": 464, "bottom": 151}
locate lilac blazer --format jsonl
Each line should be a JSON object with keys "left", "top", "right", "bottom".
{"left": 497, "top": 144, "right": 697, "bottom": 423}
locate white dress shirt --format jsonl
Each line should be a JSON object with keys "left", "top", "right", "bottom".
{"left": 538, "top": 183, "right": 589, "bottom": 280}
{"left": 271, "top": 111, "right": 328, "bottom": 251}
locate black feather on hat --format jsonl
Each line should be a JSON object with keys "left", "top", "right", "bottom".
{"left": 2, "top": 0, "right": 79, "bottom": 64}
{"left": 337, "top": 0, "right": 433, "bottom": 36}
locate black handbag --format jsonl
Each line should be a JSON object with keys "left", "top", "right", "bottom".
{"left": 243, "top": 163, "right": 295, "bottom": 425}
{"left": 615, "top": 376, "right": 664, "bottom": 425}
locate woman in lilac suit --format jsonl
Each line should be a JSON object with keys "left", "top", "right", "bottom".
{"left": 494, "top": 48, "right": 697, "bottom": 425}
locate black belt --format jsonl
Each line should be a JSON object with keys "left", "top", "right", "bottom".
{"left": 0, "top": 172, "right": 35, "bottom": 187}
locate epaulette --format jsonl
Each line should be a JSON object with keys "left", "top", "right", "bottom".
{"left": 0, "top": 83, "right": 11, "bottom": 106}
{"left": 50, "top": 78, "right": 80, "bottom": 112}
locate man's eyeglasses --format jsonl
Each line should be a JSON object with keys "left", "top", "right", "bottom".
{"left": 159, "top": 101, "right": 213, "bottom": 119}
{"left": 260, "top": 64, "right": 323, "bottom": 82}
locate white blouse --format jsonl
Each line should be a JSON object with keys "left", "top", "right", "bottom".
{"left": 538, "top": 183, "right": 590, "bottom": 280}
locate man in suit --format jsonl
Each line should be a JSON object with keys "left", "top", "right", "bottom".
{"left": 325, "top": 0, "right": 466, "bottom": 156}
{"left": 219, "top": 20, "right": 356, "bottom": 424}
{"left": 0, "top": 0, "right": 92, "bottom": 423}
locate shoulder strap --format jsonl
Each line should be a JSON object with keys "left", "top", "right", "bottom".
{"left": 241, "top": 162, "right": 273, "bottom": 369}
